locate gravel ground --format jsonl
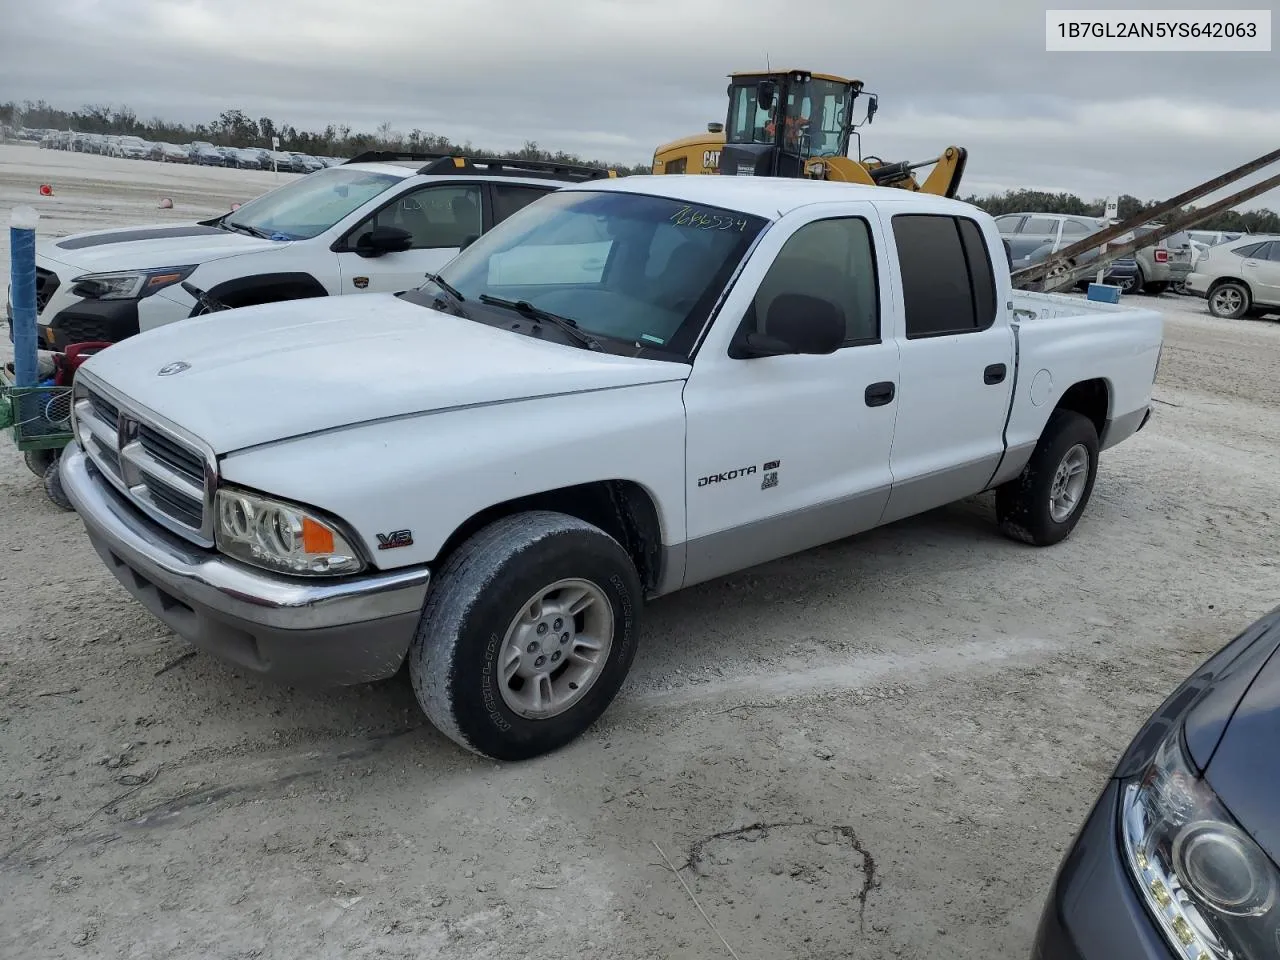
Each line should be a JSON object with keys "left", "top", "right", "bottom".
{"left": 2, "top": 143, "right": 1279, "bottom": 960}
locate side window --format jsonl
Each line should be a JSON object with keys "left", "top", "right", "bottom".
{"left": 354, "top": 184, "right": 482, "bottom": 249}
{"left": 1232, "top": 242, "right": 1264, "bottom": 258}
{"left": 492, "top": 184, "right": 553, "bottom": 226}
{"left": 1251, "top": 241, "right": 1274, "bottom": 260}
{"left": 1265, "top": 243, "right": 1280, "bottom": 262}
{"left": 749, "top": 217, "right": 880, "bottom": 346}
{"left": 1024, "top": 216, "right": 1059, "bottom": 234}
{"left": 1061, "top": 220, "right": 1092, "bottom": 238}
{"left": 891, "top": 214, "right": 997, "bottom": 339}
{"left": 996, "top": 216, "right": 1023, "bottom": 235}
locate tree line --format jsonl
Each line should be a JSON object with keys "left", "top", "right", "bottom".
{"left": 4, "top": 99, "right": 1278, "bottom": 232}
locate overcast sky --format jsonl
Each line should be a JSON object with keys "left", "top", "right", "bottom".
{"left": 2, "top": 0, "right": 1278, "bottom": 208}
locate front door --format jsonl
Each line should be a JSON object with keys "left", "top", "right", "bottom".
{"left": 680, "top": 206, "right": 901, "bottom": 588}
{"left": 336, "top": 182, "right": 485, "bottom": 295}
{"left": 878, "top": 211, "right": 1015, "bottom": 525}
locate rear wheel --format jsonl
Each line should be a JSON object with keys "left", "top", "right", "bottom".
{"left": 1208, "top": 281, "right": 1250, "bottom": 319}
{"left": 409, "top": 510, "right": 643, "bottom": 761}
{"left": 997, "top": 409, "right": 1100, "bottom": 547}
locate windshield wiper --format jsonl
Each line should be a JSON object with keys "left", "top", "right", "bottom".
{"left": 478, "top": 295, "right": 603, "bottom": 351}
{"left": 423, "top": 272, "right": 466, "bottom": 303}
{"left": 222, "top": 219, "right": 272, "bottom": 240}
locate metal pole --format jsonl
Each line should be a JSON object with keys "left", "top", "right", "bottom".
{"left": 9, "top": 205, "right": 39, "bottom": 388}
{"left": 1015, "top": 145, "right": 1280, "bottom": 287}
{"left": 1037, "top": 167, "right": 1280, "bottom": 293}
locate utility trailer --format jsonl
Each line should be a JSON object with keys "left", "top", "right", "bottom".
{"left": 1011, "top": 147, "right": 1280, "bottom": 294}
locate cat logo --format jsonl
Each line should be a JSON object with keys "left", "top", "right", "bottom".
{"left": 702, "top": 150, "right": 721, "bottom": 171}
{"left": 352, "top": 276, "right": 369, "bottom": 289}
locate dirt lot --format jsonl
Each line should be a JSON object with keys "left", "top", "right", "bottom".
{"left": 2, "top": 143, "right": 1279, "bottom": 960}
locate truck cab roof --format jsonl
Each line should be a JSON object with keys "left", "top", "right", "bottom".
{"left": 558, "top": 173, "right": 985, "bottom": 220}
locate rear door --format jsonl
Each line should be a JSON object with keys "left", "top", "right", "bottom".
{"left": 879, "top": 211, "right": 1015, "bottom": 525}
{"left": 1242, "top": 241, "right": 1280, "bottom": 306}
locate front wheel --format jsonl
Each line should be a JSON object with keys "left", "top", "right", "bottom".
{"left": 996, "top": 409, "right": 1100, "bottom": 546}
{"left": 409, "top": 510, "right": 643, "bottom": 761}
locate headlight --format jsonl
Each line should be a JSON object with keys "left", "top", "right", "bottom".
{"left": 214, "top": 487, "right": 364, "bottom": 577}
{"left": 70, "top": 266, "right": 196, "bottom": 301}
{"left": 1121, "top": 727, "right": 1280, "bottom": 958}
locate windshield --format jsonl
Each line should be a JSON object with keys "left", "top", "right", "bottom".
{"left": 418, "top": 189, "right": 768, "bottom": 358}
{"left": 726, "top": 77, "right": 851, "bottom": 156}
{"left": 224, "top": 167, "right": 401, "bottom": 240}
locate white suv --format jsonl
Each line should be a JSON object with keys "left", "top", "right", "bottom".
{"left": 10, "top": 153, "right": 613, "bottom": 350}
{"left": 1184, "top": 234, "right": 1280, "bottom": 319}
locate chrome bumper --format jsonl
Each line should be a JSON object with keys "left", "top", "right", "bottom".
{"left": 60, "top": 445, "right": 431, "bottom": 684}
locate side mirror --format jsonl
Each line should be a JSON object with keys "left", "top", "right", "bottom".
{"left": 756, "top": 80, "right": 777, "bottom": 112}
{"left": 866, "top": 95, "right": 879, "bottom": 125}
{"left": 738, "top": 294, "right": 845, "bottom": 358}
{"left": 356, "top": 225, "right": 412, "bottom": 258}
{"left": 459, "top": 234, "right": 479, "bottom": 251}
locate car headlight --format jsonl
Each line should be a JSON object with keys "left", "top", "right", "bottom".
{"left": 70, "top": 266, "right": 196, "bottom": 301}
{"left": 1121, "top": 727, "right": 1280, "bottom": 959}
{"left": 214, "top": 487, "right": 364, "bottom": 577}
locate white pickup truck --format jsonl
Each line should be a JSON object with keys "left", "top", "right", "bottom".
{"left": 59, "top": 176, "right": 1164, "bottom": 761}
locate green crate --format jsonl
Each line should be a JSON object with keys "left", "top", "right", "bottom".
{"left": 1, "top": 381, "right": 74, "bottom": 451}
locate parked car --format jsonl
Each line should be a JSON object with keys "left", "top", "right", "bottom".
{"left": 1014, "top": 240, "right": 1140, "bottom": 293}
{"left": 56, "top": 176, "right": 1164, "bottom": 762}
{"left": 1184, "top": 234, "right": 1280, "bottom": 319}
{"left": 268, "top": 150, "right": 302, "bottom": 173}
{"left": 1032, "top": 603, "right": 1280, "bottom": 960}
{"left": 996, "top": 213, "right": 1191, "bottom": 295}
{"left": 114, "top": 136, "right": 151, "bottom": 160}
{"left": 16, "top": 154, "right": 607, "bottom": 348}
{"left": 151, "top": 142, "right": 190, "bottom": 163}
{"left": 1187, "top": 229, "right": 1245, "bottom": 247}
{"left": 189, "top": 142, "right": 225, "bottom": 166}
{"left": 292, "top": 152, "right": 325, "bottom": 173}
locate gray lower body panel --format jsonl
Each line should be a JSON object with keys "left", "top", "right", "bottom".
{"left": 681, "top": 485, "right": 891, "bottom": 590}
{"left": 1101, "top": 405, "right": 1151, "bottom": 451}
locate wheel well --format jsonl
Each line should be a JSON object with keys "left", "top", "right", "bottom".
{"left": 1055, "top": 379, "right": 1109, "bottom": 438}
{"left": 1207, "top": 276, "right": 1250, "bottom": 297}
{"left": 433, "top": 481, "right": 666, "bottom": 592}
{"left": 207, "top": 272, "right": 330, "bottom": 309}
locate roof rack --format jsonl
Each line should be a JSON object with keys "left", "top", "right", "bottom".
{"left": 344, "top": 151, "right": 617, "bottom": 182}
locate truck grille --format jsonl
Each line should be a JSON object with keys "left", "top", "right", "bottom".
{"left": 71, "top": 378, "right": 213, "bottom": 546}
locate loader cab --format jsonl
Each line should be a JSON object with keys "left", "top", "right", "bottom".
{"left": 719, "top": 70, "right": 860, "bottom": 178}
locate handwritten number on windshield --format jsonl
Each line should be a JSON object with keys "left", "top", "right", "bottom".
{"left": 669, "top": 206, "right": 748, "bottom": 232}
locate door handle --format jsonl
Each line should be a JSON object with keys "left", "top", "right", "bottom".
{"left": 864, "top": 381, "right": 895, "bottom": 407}
{"left": 984, "top": 363, "right": 1007, "bottom": 385}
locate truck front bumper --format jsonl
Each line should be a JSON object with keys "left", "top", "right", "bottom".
{"left": 60, "top": 446, "right": 431, "bottom": 685}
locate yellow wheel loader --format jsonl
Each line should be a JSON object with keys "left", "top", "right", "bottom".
{"left": 651, "top": 69, "right": 968, "bottom": 198}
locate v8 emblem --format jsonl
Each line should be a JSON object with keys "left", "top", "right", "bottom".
{"left": 376, "top": 529, "right": 414, "bottom": 550}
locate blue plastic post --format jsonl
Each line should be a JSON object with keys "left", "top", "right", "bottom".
{"left": 9, "top": 205, "right": 40, "bottom": 388}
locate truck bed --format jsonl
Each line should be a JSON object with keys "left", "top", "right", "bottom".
{"left": 1011, "top": 289, "right": 1149, "bottom": 321}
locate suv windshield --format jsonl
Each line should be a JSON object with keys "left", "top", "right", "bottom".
{"left": 224, "top": 167, "right": 401, "bottom": 240}
{"left": 415, "top": 189, "right": 769, "bottom": 358}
